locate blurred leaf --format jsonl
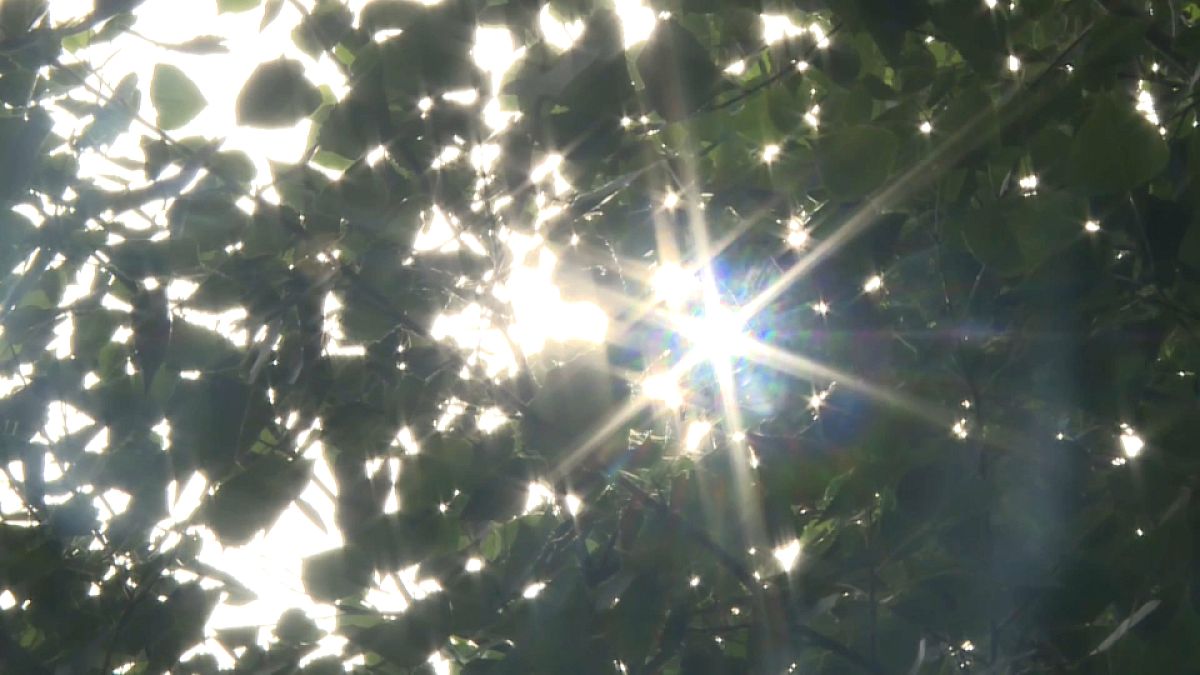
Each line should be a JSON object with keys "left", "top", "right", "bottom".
{"left": 637, "top": 19, "right": 721, "bottom": 121}
{"left": 150, "top": 64, "right": 207, "bottom": 130}
{"left": 236, "top": 58, "right": 323, "bottom": 128}
{"left": 301, "top": 546, "right": 372, "bottom": 602}
{"left": 816, "top": 125, "right": 899, "bottom": 199}
{"left": 217, "top": 0, "right": 260, "bottom": 12}
{"left": 163, "top": 35, "right": 229, "bottom": 54}
{"left": 205, "top": 456, "right": 313, "bottom": 545}
{"left": 1068, "top": 95, "right": 1168, "bottom": 194}
{"left": 261, "top": 0, "right": 284, "bottom": 30}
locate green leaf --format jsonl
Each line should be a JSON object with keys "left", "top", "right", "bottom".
{"left": 636, "top": 19, "right": 721, "bottom": 121}
{"left": 957, "top": 193, "right": 1083, "bottom": 276}
{"left": 1180, "top": 219, "right": 1200, "bottom": 272}
{"left": 0, "top": 0, "right": 47, "bottom": 38}
{"left": 217, "top": 0, "right": 260, "bottom": 12}
{"left": 163, "top": 35, "right": 229, "bottom": 55}
{"left": 235, "top": 58, "right": 323, "bottom": 128}
{"left": 165, "top": 322, "right": 241, "bottom": 371}
{"left": 816, "top": 125, "right": 899, "bottom": 200}
{"left": 1067, "top": 95, "right": 1168, "bottom": 194}
{"left": 261, "top": 0, "right": 284, "bottom": 30}
{"left": 150, "top": 64, "right": 207, "bottom": 131}
{"left": 275, "top": 608, "right": 323, "bottom": 645}
{"left": 930, "top": 0, "right": 1006, "bottom": 75}
{"left": 205, "top": 456, "right": 313, "bottom": 544}
{"left": 77, "top": 72, "right": 140, "bottom": 148}
{"left": 301, "top": 546, "right": 372, "bottom": 602}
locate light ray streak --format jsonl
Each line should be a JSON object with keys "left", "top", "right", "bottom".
{"left": 741, "top": 71, "right": 1063, "bottom": 321}
{"left": 547, "top": 349, "right": 706, "bottom": 481}
{"left": 678, "top": 118, "right": 770, "bottom": 549}
{"left": 545, "top": 44, "right": 1087, "bottom": 545}
{"left": 743, "top": 340, "right": 957, "bottom": 429}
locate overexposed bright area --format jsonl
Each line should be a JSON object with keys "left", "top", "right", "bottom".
{"left": 15, "top": 1, "right": 617, "bottom": 667}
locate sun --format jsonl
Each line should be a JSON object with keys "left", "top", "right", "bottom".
{"left": 680, "top": 302, "right": 749, "bottom": 363}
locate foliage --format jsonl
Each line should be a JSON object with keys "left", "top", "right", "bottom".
{"left": 1, "top": 0, "right": 1200, "bottom": 673}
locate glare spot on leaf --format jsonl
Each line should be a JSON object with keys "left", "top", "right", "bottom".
{"left": 684, "top": 420, "right": 713, "bottom": 454}
{"left": 522, "top": 581, "right": 547, "bottom": 599}
{"left": 1119, "top": 425, "right": 1144, "bottom": 458}
{"left": 524, "top": 481, "right": 556, "bottom": 514}
{"left": 761, "top": 144, "right": 781, "bottom": 164}
{"left": 774, "top": 540, "right": 801, "bottom": 571}
{"left": 804, "top": 104, "right": 821, "bottom": 129}
{"left": 477, "top": 407, "right": 508, "bottom": 433}
{"left": 1136, "top": 85, "right": 1160, "bottom": 126}
{"left": 761, "top": 14, "right": 805, "bottom": 44}
{"left": 952, "top": 418, "right": 969, "bottom": 440}
{"left": 539, "top": 5, "right": 585, "bottom": 51}
{"left": 565, "top": 493, "right": 583, "bottom": 516}
{"left": 809, "top": 23, "right": 830, "bottom": 49}
{"left": 1018, "top": 174, "right": 1038, "bottom": 194}
{"left": 644, "top": 372, "right": 684, "bottom": 409}
{"left": 615, "top": 0, "right": 657, "bottom": 47}
{"left": 436, "top": 398, "right": 468, "bottom": 432}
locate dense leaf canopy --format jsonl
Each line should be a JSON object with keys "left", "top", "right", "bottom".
{"left": 2, "top": 0, "right": 1200, "bottom": 673}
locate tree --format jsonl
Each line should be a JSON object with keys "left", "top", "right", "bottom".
{"left": 1, "top": 0, "right": 1199, "bottom": 672}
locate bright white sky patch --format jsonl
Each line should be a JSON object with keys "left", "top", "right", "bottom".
{"left": 50, "top": 0, "right": 346, "bottom": 193}
{"left": 644, "top": 372, "right": 683, "bottom": 409}
{"left": 0, "top": 464, "right": 26, "bottom": 516}
{"left": 42, "top": 400, "right": 94, "bottom": 443}
{"left": 200, "top": 444, "right": 342, "bottom": 635}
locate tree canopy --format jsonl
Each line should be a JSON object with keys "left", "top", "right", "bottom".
{"left": 2, "top": 0, "right": 1200, "bottom": 673}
